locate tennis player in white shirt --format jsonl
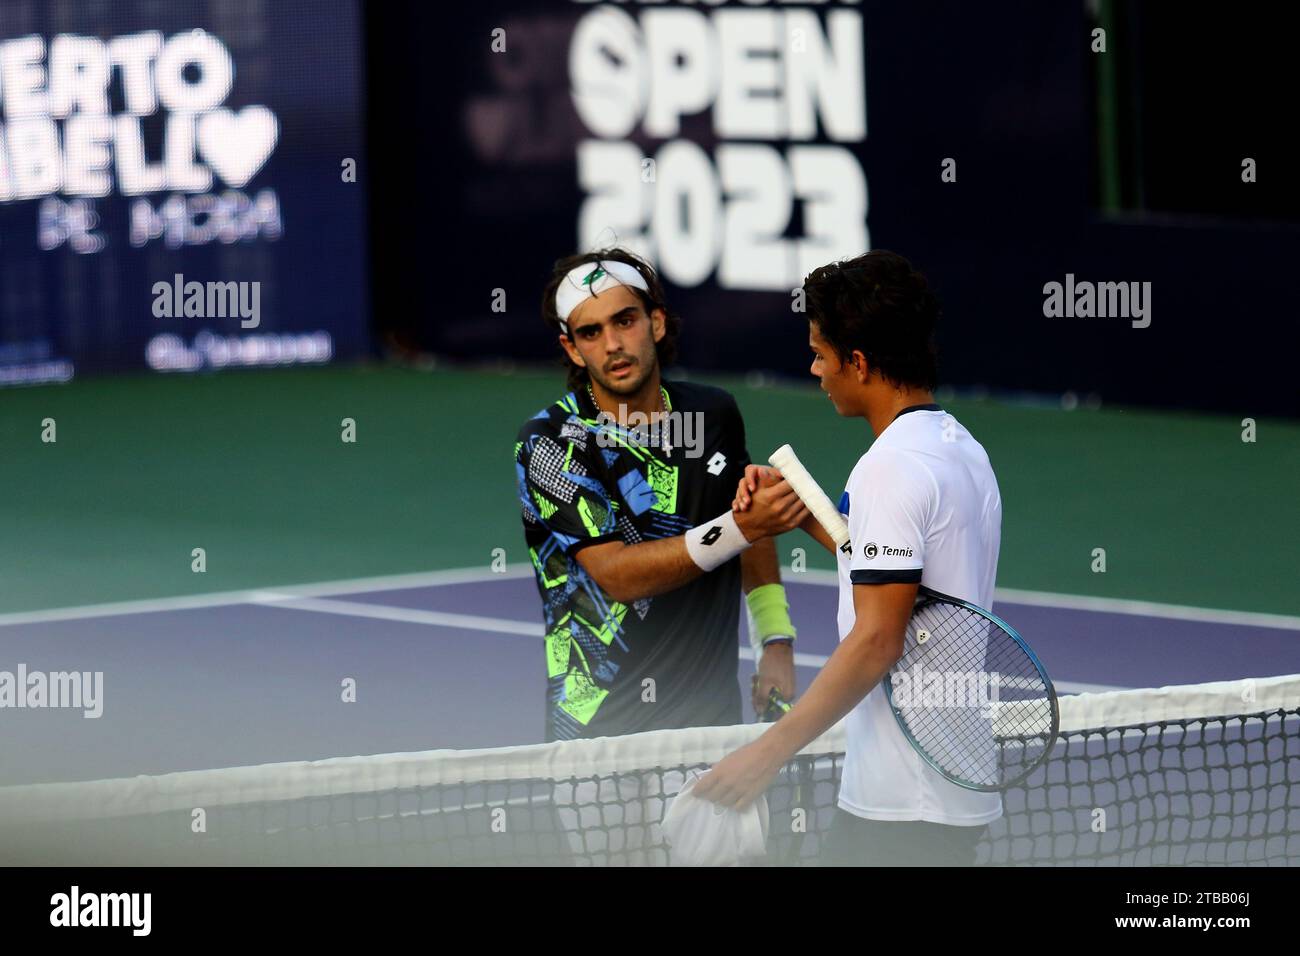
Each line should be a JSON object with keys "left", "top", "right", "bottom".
{"left": 694, "top": 250, "right": 1003, "bottom": 866}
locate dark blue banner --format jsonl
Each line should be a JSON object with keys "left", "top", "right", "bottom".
{"left": 0, "top": 0, "right": 369, "bottom": 383}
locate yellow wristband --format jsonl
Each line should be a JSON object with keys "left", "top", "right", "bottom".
{"left": 745, "top": 584, "right": 796, "bottom": 649}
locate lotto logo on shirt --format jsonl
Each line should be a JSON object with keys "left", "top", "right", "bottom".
{"left": 862, "top": 542, "right": 913, "bottom": 560}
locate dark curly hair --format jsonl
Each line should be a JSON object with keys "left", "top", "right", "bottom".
{"left": 540, "top": 248, "right": 680, "bottom": 391}
{"left": 803, "top": 250, "right": 940, "bottom": 391}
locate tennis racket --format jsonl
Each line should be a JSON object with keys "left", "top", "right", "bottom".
{"left": 767, "top": 444, "right": 1059, "bottom": 791}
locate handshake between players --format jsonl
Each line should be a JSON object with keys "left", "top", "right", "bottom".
{"left": 733, "top": 465, "right": 836, "bottom": 559}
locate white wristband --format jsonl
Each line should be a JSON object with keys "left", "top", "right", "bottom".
{"left": 685, "top": 510, "right": 751, "bottom": 572}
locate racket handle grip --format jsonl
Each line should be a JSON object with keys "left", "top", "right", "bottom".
{"left": 768, "top": 444, "right": 851, "bottom": 555}
{"left": 762, "top": 688, "right": 792, "bottom": 722}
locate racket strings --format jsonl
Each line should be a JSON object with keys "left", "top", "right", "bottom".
{"left": 891, "top": 601, "right": 1055, "bottom": 789}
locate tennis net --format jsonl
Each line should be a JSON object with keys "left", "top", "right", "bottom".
{"left": 1, "top": 674, "right": 1296, "bottom": 866}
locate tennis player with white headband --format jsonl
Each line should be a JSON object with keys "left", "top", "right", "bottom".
{"left": 552, "top": 257, "right": 647, "bottom": 334}
{"left": 514, "top": 248, "right": 808, "bottom": 744}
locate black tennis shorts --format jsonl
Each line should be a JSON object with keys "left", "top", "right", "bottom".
{"left": 820, "top": 810, "right": 987, "bottom": 867}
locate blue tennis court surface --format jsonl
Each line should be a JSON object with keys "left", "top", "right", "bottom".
{"left": 3, "top": 569, "right": 1298, "bottom": 786}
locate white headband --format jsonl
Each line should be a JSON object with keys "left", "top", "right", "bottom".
{"left": 554, "top": 260, "right": 651, "bottom": 332}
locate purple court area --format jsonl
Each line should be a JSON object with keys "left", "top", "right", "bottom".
{"left": 2, "top": 573, "right": 1297, "bottom": 787}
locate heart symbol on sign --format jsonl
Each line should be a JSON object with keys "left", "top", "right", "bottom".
{"left": 197, "top": 106, "right": 279, "bottom": 188}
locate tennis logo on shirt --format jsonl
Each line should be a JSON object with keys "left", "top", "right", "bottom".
{"left": 862, "top": 542, "right": 913, "bottom": 560}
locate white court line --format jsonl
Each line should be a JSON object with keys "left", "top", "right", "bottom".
{"left": 0, "top": 566, "right": 1137, "bottom": 696}
{"left": 793, "top": 569, "right": 1300, "bottom": 632}
{"left": 1, "top": 563, "right": 1296, "bottom": 634}
{"left": 251, "top": 592, "right": 542, "bottom": 637}
{"left": 256, "top": 591, "right": 1121, "bottom": 694}
{"left": 992, "top": 587, "right": 1300, "bottom": 633}
{"left": 0, "top": 565, "right": 535, "bottom": 628}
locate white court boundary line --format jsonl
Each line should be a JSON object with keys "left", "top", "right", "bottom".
{"left": 252, "top": 592, "right": 542, "bottom": 638}
{"left": 0, "top": 565, "right": 535, "bottom": 628}
{"left": 795, "top": 569, "right": 1300, "bottom": 631}
{"left": 1, "top": 564, "right": 1297, "bottom": 636}
{"left": 250, "top": 591, "right": 1117, "bottom": 693}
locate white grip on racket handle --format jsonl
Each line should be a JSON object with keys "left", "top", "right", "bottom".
{"left": 768, "top": 444, "right": 852, "bottom": 555}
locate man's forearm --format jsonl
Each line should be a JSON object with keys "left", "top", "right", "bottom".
{"left": 757, "top": 626, "right": 899, "bottom": 760}
{"left": 799, "top": 513, "right": 837, "bottom": 555}
{"left": 740, "top": 536, "right": 780, "bottom": 593}
{"left": 575, "top": 536, "right": 705, "bottom": 603}
{"left": 575, "top": 472, "right": 809, "bottom": 603}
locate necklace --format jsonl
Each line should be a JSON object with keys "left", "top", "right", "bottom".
{"left": 588, "top": 382, "right": 672, "bottom": 454}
